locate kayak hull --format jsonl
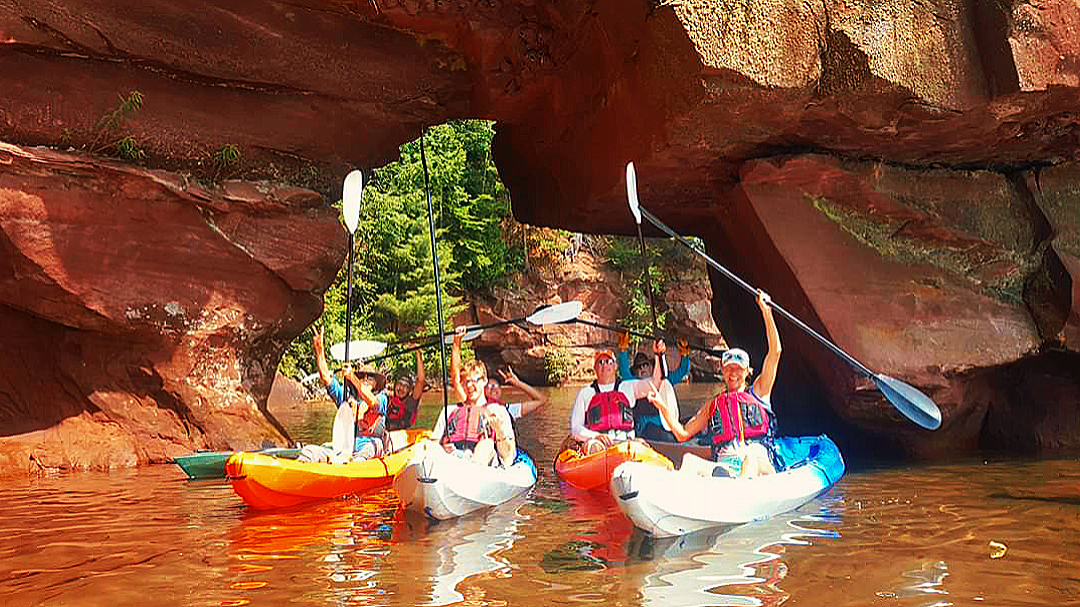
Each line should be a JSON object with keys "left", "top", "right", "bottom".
{"left": 227, "top": 430, "right": 428, "bottom": 509}
{"left": 554, "top": 439, "right": 673, "bottom": 490}
{"left": 611, "top": 434, "right": 845, "bottom": 537}
{"left": 173, "top": 447, "right": 299, "bottom": 479}
{"left": 394, "top": 439, "right": 537, "bottom": 520}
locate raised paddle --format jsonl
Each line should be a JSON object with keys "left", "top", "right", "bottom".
{"left": 332, "top": 169, "right": 365, "bottom": 462}
{"left": 625, "top": 161, "right": 942, "bottom": 430}
{"left": 380, "top": 300, "right": 584, "bottom": 350}
{"left": 420, "top": 130, "right": 453, "bottom": 437}
{"left": 359, "top": 327, "right": 484, "bottom": 366}
{"left": 626, "top": 162, "right": 667, "bottom": 377}
{"left": 573, "top": 317, "right": 724, "bottom": 357}
{"left": 329, "top": 339, "right": 387, "bottom": 362}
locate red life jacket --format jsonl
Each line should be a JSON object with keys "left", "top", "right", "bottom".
{"left": 706, "top": 391, "right": 771, "bottom": 449}
{"left": 584, "top": 380, "right": 634, "bottom": 433}
{"left": 444, "top": 403, "right": 491, "bottom": 445}
{"left": 356, "top": 404, "right": 383, "bottom": 436}
{"left": 386, "top": 394, "right": 418, "bottom": 430}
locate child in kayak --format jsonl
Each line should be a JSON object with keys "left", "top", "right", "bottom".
{"left": 386, "top": 349, "right": 425, "bottom": 431}
{"left": 430, "top": 326, "right": 516, "bottom": 468}
{"left": 647, "top": 290, "right": 780, "bottom": 478}
{"left": 569, "top": 341, "right": 663, "bottom": 454}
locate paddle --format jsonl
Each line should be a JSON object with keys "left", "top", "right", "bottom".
{"left": 329, "top": 339, "right": 387, "bottom": 362}
{"left": 420, "top": 130, "right": 453, "bottom": 437}
{"left": 332, "top": 169, "right": 364, "bottom": 462}
{"left": 626, "top": 162, "right": 667, "bottom": 377}
{"left": 573, "top": 318, "right": 723, "bottom": 356}
{"left": 624, "top": 161, "right": 942, "bottom": 430}
{"left": 379, "top": 300, "right": 583, "bottom": 350}
{"left": 360, "top": 327, "right": 483, "bottom": 366}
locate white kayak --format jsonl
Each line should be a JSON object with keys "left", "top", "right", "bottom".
{"left": 611, "top": 434, "right": 845, "bottom": 537}
{"left": 393, "top": 439, "right": 538, "bottom": 520}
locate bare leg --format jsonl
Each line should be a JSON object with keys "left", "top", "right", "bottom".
{"left": 471, "top": 438, "right": 496, "bottom": 466}
{"left": 488, "top": 406, "right": 517, "bottom": 467}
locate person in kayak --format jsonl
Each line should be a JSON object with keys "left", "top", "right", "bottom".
{"left": 431, "top": 326, "right": 517, "bottom": 468}
{"left": 570, "top": 342, "right": 663, "bottom": 454}
{"left": 341, "top": 364, "right": 392, "bottom": 459}
{"left": 617, "top": 330, "right": 690, "bottom": 384}
{"left": 484, "top": 365, "right": 550, "bottom": 419}
{"left": 386, "top": 349, "right": 425, "bottom": 431}
{"left": 647, "top": 290, "right": 780, "bottom": 478}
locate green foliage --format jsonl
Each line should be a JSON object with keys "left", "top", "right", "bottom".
{"left": 215, "top": 144, "right": 241, "bottom": 166}
{"left": 545, "top": 349, "right": 576, "bottom": 386}
{"left": 90, "top": 90, "right": 143, "bottom": 156}
{"left": 601, "top": 236, "right": 670, "bottom": 340}
{"left": 278, "top": 120, "right": 525, "bottom": 382}
{"left": 114, "top": 135, "right": 145, "bottom": 161}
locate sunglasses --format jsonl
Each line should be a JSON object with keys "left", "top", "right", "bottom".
{"left": 596, "top": 359, "right": 616, "bottom": 366}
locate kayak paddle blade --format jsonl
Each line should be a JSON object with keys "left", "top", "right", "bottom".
{"left": 527, "top": 300, "right": 584, "bottom": 325}
{"left": 342, "top": 170, "right": 363, "bottom": 234}
{"left": 874, "top": 373, "right": 942, "bottom": 430}
{"left": 626, "top": 162, "right": 642, "bottom": 224}
{"left": 443, "top": 327, "right": 483, "bottom": 344}
{"left": 330, "top": 339, "right": 387, "bottom": 362}
{"left": 330, "top": 402, "right": 354, "bottom": 463}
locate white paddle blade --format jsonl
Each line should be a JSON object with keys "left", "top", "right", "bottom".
{"left": 342, "top": 170, "right": 363, "bottom": 234}
{"left": 626, "top": 162, "right": 641, "bottom": 224}
{"left": 300, "top": 372, "right": 321, "bottom": 386}
{"left": 330, "top": 339, "right": 387, "bottom": 362}
{"left": 443, "top": 327, "right": 483, "bottom": 344}
{"left": 526, "top": 300, "right": 583, "bottom": 325}
{"left": 874, "top": 373, "right": 943, "bottom": 430}
{"left": 330, "top": 402, "right": 355, "bottom": 463}
{"left": 658, "top": 379, "right": 677, "bottom": 433}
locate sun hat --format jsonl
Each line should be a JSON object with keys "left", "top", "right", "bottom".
{"left": 631, "top": 352, "right": 653, "bottom": 372}
{"left": 345, "top": 364, "right": 387, "bottom": 394}
{"left": 720, "top": 348, "right": 750, "bottom": 370}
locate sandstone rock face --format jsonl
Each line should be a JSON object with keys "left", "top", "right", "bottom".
{"left": 2, "top": 0, "right": 1079, "bottom": 465}
{"left": 0, "top": 144, "right": 343, "bottom": 474}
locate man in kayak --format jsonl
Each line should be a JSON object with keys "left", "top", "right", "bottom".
{"left": 430, "top": 326, "right": 517, "bottom": 468}
{"left": 570, "top": 341, "right": 664, "bottom": 454}
{"left": 484, "top": 365, "right": 550, "bottom": 419}
{"left": 647, "top": 290, "right": 780, "bottom": 478}
{"left": 386, "top": 349, "right": 425, "bottom": 431}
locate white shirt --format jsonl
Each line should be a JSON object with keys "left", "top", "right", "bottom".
{"left": 570, "top": 380, "right": 644, "bottom": 442}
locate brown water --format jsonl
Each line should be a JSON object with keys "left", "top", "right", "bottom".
{"left": 3, "top": 385, "right": 1078, "bottom": 607}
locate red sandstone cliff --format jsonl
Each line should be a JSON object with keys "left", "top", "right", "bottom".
{"left": 2, "top": 0, "right": 1079, "bottom": 471}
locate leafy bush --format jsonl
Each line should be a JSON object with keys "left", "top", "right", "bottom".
{"left": 545, "top": 349, "right": 576, "bottom": 386}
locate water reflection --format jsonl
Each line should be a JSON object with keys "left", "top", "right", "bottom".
{"left": 627, "top": 493, "right": 845, "bottom": 607}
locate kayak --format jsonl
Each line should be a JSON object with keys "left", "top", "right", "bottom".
{"left": 173, "top": 447, "right": 299, "bottom": 479}
{"left": 554, "top": 439, "right": 673, "bottom": 491}
{"left": 611, "top": 434, "right": 845, "bottom": 537}
{"left": 643, "top": 438, "right": 711, "bottom": 469}
{"left": 393, "top": 439, "right": 537, "bottom": 520}
{"left": 227, "top": 429, "right": 428, "bottom": 509}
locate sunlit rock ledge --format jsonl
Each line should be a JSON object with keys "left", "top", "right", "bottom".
{"left": 1, "top": 0, "right": 1078, "bottom": 471}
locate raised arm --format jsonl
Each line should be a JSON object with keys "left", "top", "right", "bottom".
{"left": 500, "top": 366, "right": 548, "bottom": 415}
{"left": 667, "top": 339, "right": 691, "bottom": 385}
{"left": 616, "top": 331, "right": 633, "bottom": 380}
{"left": 751, "top": 290, "right": 782, "bottom": 400}
{"left": 630, "top": 339, "right": 665, "bottom": 399}
{"left": 450, "top": 326, "right": 467, "bottom": 403}
{"left": 411, "top": 349, "right": 425, "bottom": 401}
{"left": 313, "top": 326, "right": 331, "bottom": 386}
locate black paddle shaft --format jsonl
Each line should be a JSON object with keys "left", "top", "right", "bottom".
{"left": 636, "top": 206, "right": 877, "bottom": 379}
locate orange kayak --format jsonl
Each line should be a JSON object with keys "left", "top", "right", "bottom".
{"left": 227, "top": 429, "right": 428, "bottom": 509}
{"left": 554, "top": 439, "right": 673, "bottom": 490}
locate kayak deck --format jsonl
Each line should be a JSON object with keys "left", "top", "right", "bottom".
{"left": 555, "top": 439, "right": 673, "bottom": 490}
{"left": 173, "top": 447, "right": 300, "bottom": 479}
{"left": 227, "top": 429, "right": 428, "bottom": 509}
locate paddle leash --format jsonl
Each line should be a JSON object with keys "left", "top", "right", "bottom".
{"left": 624, "top": 161, "right": 942, "bottom": 430}
{"left": 420, "top": 130, "right": 451, "bottom": 435}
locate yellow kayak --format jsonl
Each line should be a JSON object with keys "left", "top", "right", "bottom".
{"left": 227, "top": 429, "right": 428, "bottom": 509}
{"left": 554, "top": 438, "right": 673, "bottom": 491}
